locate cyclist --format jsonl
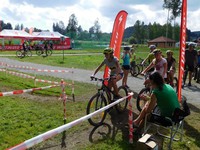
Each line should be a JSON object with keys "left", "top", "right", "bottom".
{"left": 141, "top": 45, "right": 156, "bottom": 73}
{"left": 130, "top": 45, "right": 136, "bottom": 68}
{"left": 122, "top": 46, "right": 131, "bottom": 88}
{"left": 132, "top": 72, "right": 180, "bottom": 129}
{"left": 166, "top": 50, "right": 176, "bottom": 86}
{"left": 183, "top": 42, "right": 198, "bottom": 86}
{"left": 91, "top": 48, "right": 123, "bottom": 98}
{"left": 141, "top": 49, "right": 167, "bottom": 80}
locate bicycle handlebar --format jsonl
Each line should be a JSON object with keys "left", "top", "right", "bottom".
{"left": 90, "top": 76, "right": 115, "bottom": 82}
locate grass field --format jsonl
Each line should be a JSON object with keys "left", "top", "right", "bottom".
{"left": 0, "top": 45, "right": 200, "bottom": 149}
{"left": 0, "top": 71, "right": 200, "bottom": 150}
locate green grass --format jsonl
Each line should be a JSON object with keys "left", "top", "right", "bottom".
{"left": 0, "top": 70, "right": 200, "bottom": 150}
{"left": 0, "top": 45, "right": 200, "bottom": 149}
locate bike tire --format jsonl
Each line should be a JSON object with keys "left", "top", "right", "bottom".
{"left": 173, "top": 77, "right": 178, "bottom": 93}
{"left": 136, "top": 87, "right": 151, "bottom": 112}
{"left": 16, "top": 50, "right": 22, "bottom": 58}
{"left": 87, "top": 93, "right": 107, "bottom": 126}
{"left": 36, "top": 49, "right": 42, "bottom": 56}
{"left": 115, "top": 86, "right": 128, "bottom": 113}
{"left": 197, "top": 67, "right": 200, "bottom": 83}
{"left": 130, "top": 65, "right": 140, "bottom": 77}
{"left": 26, "top": 50, "right": 32, "bottom": 57}
{"left": 47, "top": 49, "right": 52, "bottom": 56}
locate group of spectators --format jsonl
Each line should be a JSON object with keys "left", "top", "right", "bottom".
{"left": 91, "top": 43, "right": 199, "bottom": 134}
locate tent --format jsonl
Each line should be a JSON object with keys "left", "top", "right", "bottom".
{"left": 0, "top": 29, "right": 71, "bottom": 50}
{"left": 0, "top": 29, "right": 33, "bottom": 39}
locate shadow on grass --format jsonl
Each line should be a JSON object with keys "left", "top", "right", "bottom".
{"left": 188, "top": 103, "right": 200, "bottom": 113}
{"left": 184, "top": 121, "right": 200, "bottom": 148}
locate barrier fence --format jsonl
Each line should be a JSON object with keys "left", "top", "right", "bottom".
{"left": 7, "top": 93, "right": 134, "bottom": 150}
{"left": 0, "top": 85, "right": 59, "bottom": 97}
{"left": 0, "top": 61, "right": 75, "bottom": 101}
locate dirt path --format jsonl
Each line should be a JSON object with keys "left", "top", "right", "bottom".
{"left": 0, "top": 57, "right": 199, "bottom": 104}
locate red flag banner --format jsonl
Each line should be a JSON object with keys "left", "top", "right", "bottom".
{"left": 177, "top": 0, "right": 187, "bottom": 101}
{"left": 103, "top": 10, "right": 128, "bottom": 84}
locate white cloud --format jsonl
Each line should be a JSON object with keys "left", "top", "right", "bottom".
{"left": 0, "top": 0, "right": 199, "bottom": 33}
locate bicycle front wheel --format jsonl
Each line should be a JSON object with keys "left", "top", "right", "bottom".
{"left": 115, "top": 86, "right": 128, "bottom": 113}
{"left": 130, "top": 65, "right": 140, "bottom": 77}
{"left": 173, "top": 77, "right": 178, "bottom": 93}
{"left": 26, "top": 50, "right": 32, "bottom": 57}
{"left": 137, "top": 87, "right": 151, "bottom": 112}
{"left": 87, "top": 93, "right": 107, "bottom": 126}
{"left": 36, "top": 49, "right": 42, "bottom": 56}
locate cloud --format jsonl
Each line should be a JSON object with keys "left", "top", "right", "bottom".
{"left": 0, "top": 0, "right": 199, "bottom": 33}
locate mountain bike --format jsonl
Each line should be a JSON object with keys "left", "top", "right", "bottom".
{"left": 16, "top": 49, "right": 32, "bottom": 58}
{"left": 87, "top": 76, "right": 128, "bottom": 126}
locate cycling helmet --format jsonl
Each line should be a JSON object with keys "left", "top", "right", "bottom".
{"left": 166, "top": 50, "right": 173, "bottom": 55}
{"left": 188, "top": 42, "right": 196, "bottom": 48}
{"left": 103, "top": 47, "right": 113, "bottom": 54}
{"left": 152, "top": 49, "right": 161, "bottom": 55}
{"left": 149, "top": 45, "right": 156, "bottom": 49}
{"left": 124, "top": 46, "right": 131, "bottom": 51}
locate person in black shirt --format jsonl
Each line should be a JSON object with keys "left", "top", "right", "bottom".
{"left": 184, "top": 42, "right": 198, "bottom": 86}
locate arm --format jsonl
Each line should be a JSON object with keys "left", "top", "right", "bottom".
{"left": 142, "top": 61, "right": 154, "bottom": 74}
{"left": 115, "top": 60, "right": 122, "bottom": 74}
{"left": 163, "top": 61, "right": 167, "bottom": 78}
{"left": 92, "top": 61, "right": 105, "bottom": 76}
{"left": 146, "top": 93, "right": 157, "bottom": 113}
{"left": 128, "top": 51, "right": 132, "bottom": 58}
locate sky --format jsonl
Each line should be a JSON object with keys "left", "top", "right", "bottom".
{"left": 0, "top": 0, "right": 200, "bottom": 33}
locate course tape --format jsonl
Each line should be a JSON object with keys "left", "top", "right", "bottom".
{"left": 0, "top": 85, "right": 59, "bottom": 97}
{"left": 8, "top": 93, "right": 133, "bottom": 150}
{"left": 0, "top": 62, "right": 73, "bottom": 73}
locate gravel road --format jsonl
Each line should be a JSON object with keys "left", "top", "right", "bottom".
{"left": 0, "top": 57, "right": 199, "bottom": 104}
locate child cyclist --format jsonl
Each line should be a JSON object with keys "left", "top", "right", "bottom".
{"left": 91, "top": 47, "right": 123, "bottom": 98}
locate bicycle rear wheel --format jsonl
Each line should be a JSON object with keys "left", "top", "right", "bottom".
{"left": 115, "top": 86, "right": 128, "bottom": 113}
{"left": 47, "top": 49, "right": 52, "bottom": 56}
{"left": 87, "top": 93, "right": 107, "bottom": 126}
{"left": 137, "top": 87, "right": 151, "bottom": 112}
{"left": 130, "top": 65, "right": 140, "bottom": 77}
{"left": 16, "top": 50, "right": 22, "bottom": 58}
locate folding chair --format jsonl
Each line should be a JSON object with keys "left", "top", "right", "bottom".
{"left": 143, "top": 106, "right": 186, "bottom": 149}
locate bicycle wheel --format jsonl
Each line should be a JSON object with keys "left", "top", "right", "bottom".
{"left": 115, "top": 86, "right": 128, "bottom": 113}
{"left": 16, "top": 50, "right": 22, "bottom": 58}
{"left": 26, "top": 50, "right": 32, "bottom": 57}
{"left": 173, "top": 77, "right": 178, "bottom": 93}
{"left": 197, "top": 67, "right": 200, "bottom": 83}
{"left": 130, "top": 65, "right": 140, "bottom": 77}
{"left": 47, "top": 49, "right": 52, "bottom": 56}
{"left": 87, "top": 93, "right": 107, "bottom": 126}
{"left": 36, "top": 49, "right": 42, "bottom": 56}
{"left": 136, "top": 87, "right": 151, "bottom": 112}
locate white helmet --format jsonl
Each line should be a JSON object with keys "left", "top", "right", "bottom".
{"left": 149, "top": 45, "right": 156, "bottom": 49}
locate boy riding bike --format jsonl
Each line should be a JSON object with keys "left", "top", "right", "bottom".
{"left": 91, "top": 47, "right": 123, "bottom": 98}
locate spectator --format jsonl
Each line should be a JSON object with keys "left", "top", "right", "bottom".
{"left": 166, "top": 50, "right": 176, "bottom": 86}
{"left": 183, "top": 42, "right": 198, "bottom": 86}
{"left": 122, "top": 46, "right": 131, "bottom": 88}
{"left": 132, "top": 72, "right": 180, "bottom": 129}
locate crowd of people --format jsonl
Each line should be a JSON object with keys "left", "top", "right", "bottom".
{"left": 92, "top": 42, "right": 199, "bottom": 133}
